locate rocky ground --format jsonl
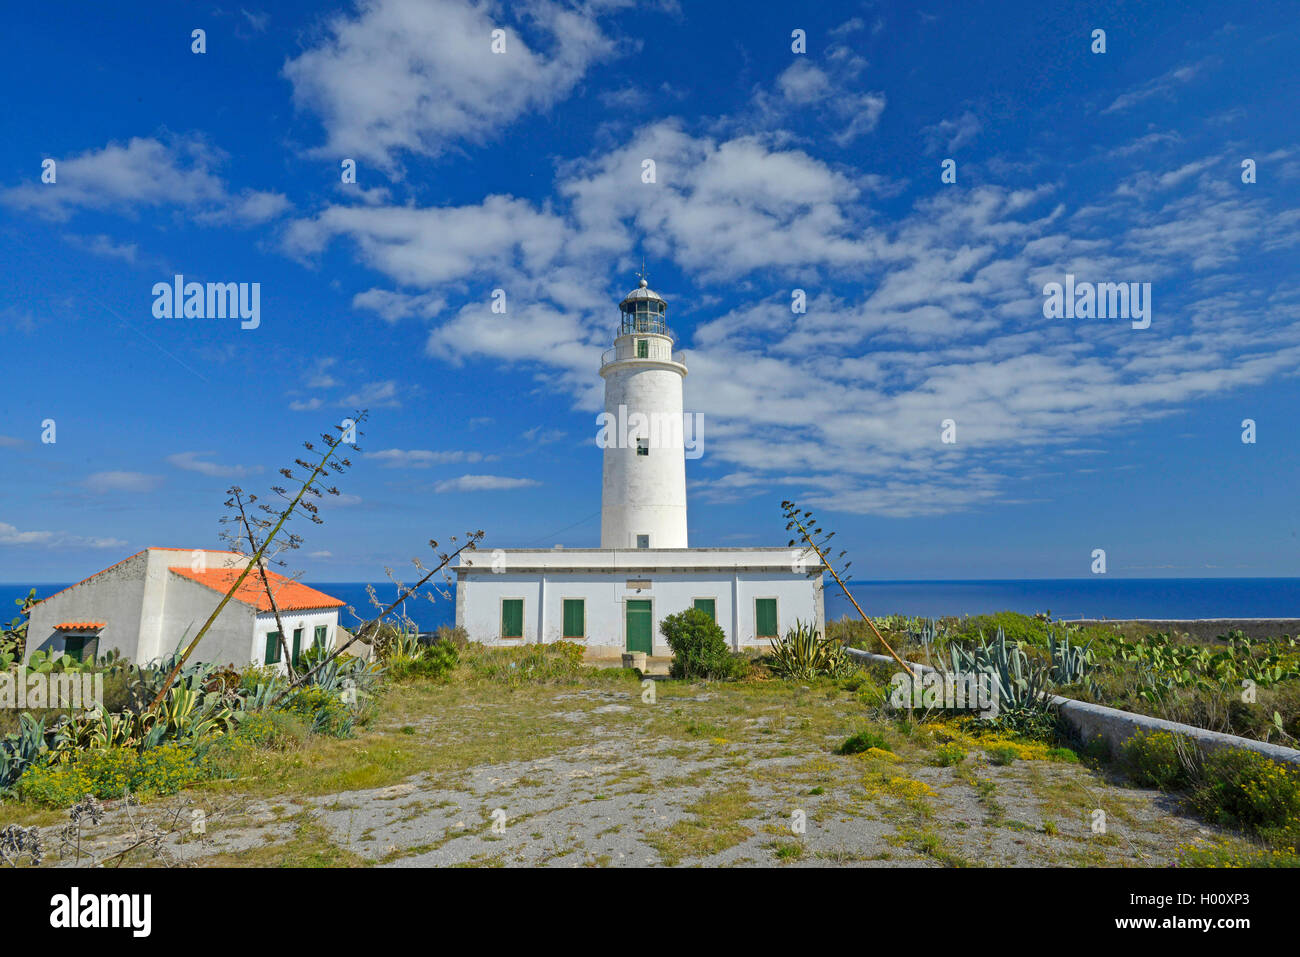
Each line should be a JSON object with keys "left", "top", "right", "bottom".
{"left": 10, "top": 673, "right": 1246, "bottom": 868}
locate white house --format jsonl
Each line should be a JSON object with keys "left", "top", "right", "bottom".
{"left": 456, "top": 279, "right": 825, "bottom": 657}
{"left": 26, "top": 547, "right": 345, "bottom": 671}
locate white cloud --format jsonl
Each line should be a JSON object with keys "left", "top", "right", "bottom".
{"left": 167, "top": 451, "right": 262, "bottom": 478}
{"left": 282, "top": 0, "right": 618, "bottom": 170}
{"left": 522, "top": 426, "right": 565, "bottom": 445}
{"left": 66, "top": 233, "right": 139, "bottom": 263}
{"left": 282, "top": 88, "right": 1300, "bottom": 519}
{"left": 352, "top": 288, "right": 447, "bottom": 322}
{"left": 341, "top": 380, "right": 402, "bottom": 408}
{"left": 562, "top": 122, "right": 873, "bottom": 279}
{"left": 739, "top": 24, "right": 888, "bottom": 148}
{"left": 82, "top": 471, "right": 163, "bottom": 494}
{"left": 1, "top": 135, "right": 290, "bottom": 224}
{"left": 434, "top": 474, "right": 540, "bottom": 493}
{"left": 285, "top": 195, "right": 567, "bottom": 286}
{"left": 0, "top": 521, "right": 124, "bottom": 549}
{"left": 922, "top": 110, "right": 982, "bottom": 154}
{"left": 367, "top": 448, "right": 492, "bottom": 467}
{"left": 1102, "top": 57, "right": 1216, "bottom": 115}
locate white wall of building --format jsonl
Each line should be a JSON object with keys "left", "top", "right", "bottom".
{"left": 156, "top": 573, "right": 257, "bottom": 664}
{"left": 26, "top": 551, "right": 151, "bottom": 662}
{"left": 457, "top": 549, "right": 824, "bottom": 657}
{"left": 253, "top": 607, "right": 340, "bottom": 673}
{"left": 25, "top": 547, "right": 340, "bottom": 670}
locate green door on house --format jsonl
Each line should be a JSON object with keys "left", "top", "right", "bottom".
{"left": 626, "top": 600, "right": 652, "bottom": 653}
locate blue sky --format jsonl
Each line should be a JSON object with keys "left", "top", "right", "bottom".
{"left": 2, "top": 0, "right": 1299, "bottom": 583}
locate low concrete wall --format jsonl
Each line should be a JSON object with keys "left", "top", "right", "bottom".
{"left": 844, "top": 647, "right": 1300, "bottom": 767}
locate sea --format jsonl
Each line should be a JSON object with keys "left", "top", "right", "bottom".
{"left": 6, "top": 578, "right": 1300, "bottom": 633}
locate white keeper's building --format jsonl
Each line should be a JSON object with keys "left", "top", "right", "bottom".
{"left": 455, "top": 279, "right": 825, "bottom": 657}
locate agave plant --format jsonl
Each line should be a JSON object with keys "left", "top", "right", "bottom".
{"left": 768, "top": 621, "right": 856, "bottom": 680}
{"left": 50, "top": 706, "right": 144, "bottom": 756}
{"left": 1048, "top": 630, "right": 1094, "bottom": 685}
{"left": 909, "top": 617, "right": 942, "bottom": 662}
{"left": 947, "top": 626, "right": 1056, "bottom": 715}
{"left": 0, "top": 714, "right": 47, "bottom": 791}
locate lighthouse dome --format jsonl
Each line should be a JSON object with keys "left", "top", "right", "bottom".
{"left": 619, "top": 277, "right": 666, "bottom": 306}
{"left": 619, "top": 278, "right": 668, "bottom": 336}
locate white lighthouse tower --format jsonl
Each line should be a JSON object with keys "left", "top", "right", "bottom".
{"left": 456, "top": 277, "right": 825, "bottom": 657}
{"left": 599, "top": 278, "right": 688, "bottom": 549}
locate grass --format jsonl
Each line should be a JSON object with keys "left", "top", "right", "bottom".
{"left": 204, "top": 812, "right": 369, "bottom": 868}
{"left": 645, "top": 787, "right": 756, "bottom": 866}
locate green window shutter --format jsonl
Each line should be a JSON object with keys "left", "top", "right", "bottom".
{"left": 637, "top": 339, "right": 649, "bottom": 358}
{"left": 562, "top": 599, "right": 585, "bottom": 638}
{"left": 64, "top": 636, "right": 84, "bottom": 662}
{"left": 755, "top": 599, "right": 778, "bottom": 637}
{"left": 265, "top": 632, "right": 281, "bottom": 665}
{"left": 292, "top": 629, "right": 303, "bottom": 667}
{"left": 501, "top": 599, "right": 524, "bottom": 638}
{"left": 314, "top": 625, "right": 327, "bottom": 650}
{"left": 693, "top": 598, "right": 716, "bottom": 621}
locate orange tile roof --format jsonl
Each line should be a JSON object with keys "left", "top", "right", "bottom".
{"left": 168, "top": 565, "right": 345, "bottom": 613}
{"left": 55, "top": 621, "right": 105, "bottom": 630}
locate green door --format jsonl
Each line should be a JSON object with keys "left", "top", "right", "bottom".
{"left": 626, "top": 600, "right": 652, "bottom": 653}
{"left": 291, "top": 628, "right": 303, "bottom": 667}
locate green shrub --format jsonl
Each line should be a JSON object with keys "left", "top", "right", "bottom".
{"left": 949, "top": 612, "right": 1049, "bottom": 648}
{"left": 1120, "top": 731, "right": 1191, "bottom": 790}
{"left": 980, "top": 706, "right": 1062, "bottom": 742}
{"left": 986, "top": 745, "right": 1019, "bottom": 766}
{"left": 15, "top": 762, "right": 93, "bottom": 807}
{"left": 17, "top": 744, "right": 202, "bottom": 807}
{"left": 1082, "top": 735, "right": 1112, "bottom": 763}
{"left": 549, "top": 640, "right": 585, "bottom": 671}
{"left": 934, "top": 743, "right": 967, "bottom": 767}
{"left": 131, "top": 744, "right": 204, "bottom": 795}
{"left": 387, "top": 640, "right": 459, "bottom": 681}
{"left": 231, "top": 710, "right": 308, "bottom": 750}
{"left": 826, "top": 616, "right": 884, "bottom": 651}
{"left": 463, "top": 643, "right": 586, "bottom": 684}
{"left": 837, "top": 730, "right": 890, "bottom": 755}
{"left": 432, "top": 624, "right": 470, "bottom": 650}
{"left": 1177, "top": 840, "right": 1300, "bottom": 867}
{"left": 280, "top": 687, "right": 354, "bottom": 738}
{"left": 660, "top": 608, "right": 733, "bottom": 680}
{"left": 1189, "top": 747, "right": 1300, "bottom": 839}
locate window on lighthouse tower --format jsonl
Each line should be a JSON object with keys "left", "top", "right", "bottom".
{"left": 636, "top": 338, "right": 648, "bottom": 358}
{"left": 636, "top": 438, "right": 649, "bottom": 456}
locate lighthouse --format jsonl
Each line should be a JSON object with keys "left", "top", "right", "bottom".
{"left": 599, "top": 278, "right": 689, "bottom": 549}
{"left": 455, "top": 277, "right": 824, "bottom": 656}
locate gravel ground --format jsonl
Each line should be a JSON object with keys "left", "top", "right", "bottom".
{"left": 18, "top": 679, "right": 1240, "bottom": 868}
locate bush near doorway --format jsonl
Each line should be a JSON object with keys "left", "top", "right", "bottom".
{"left": 660, "top": 608, "right": 744, "bottom": 680}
